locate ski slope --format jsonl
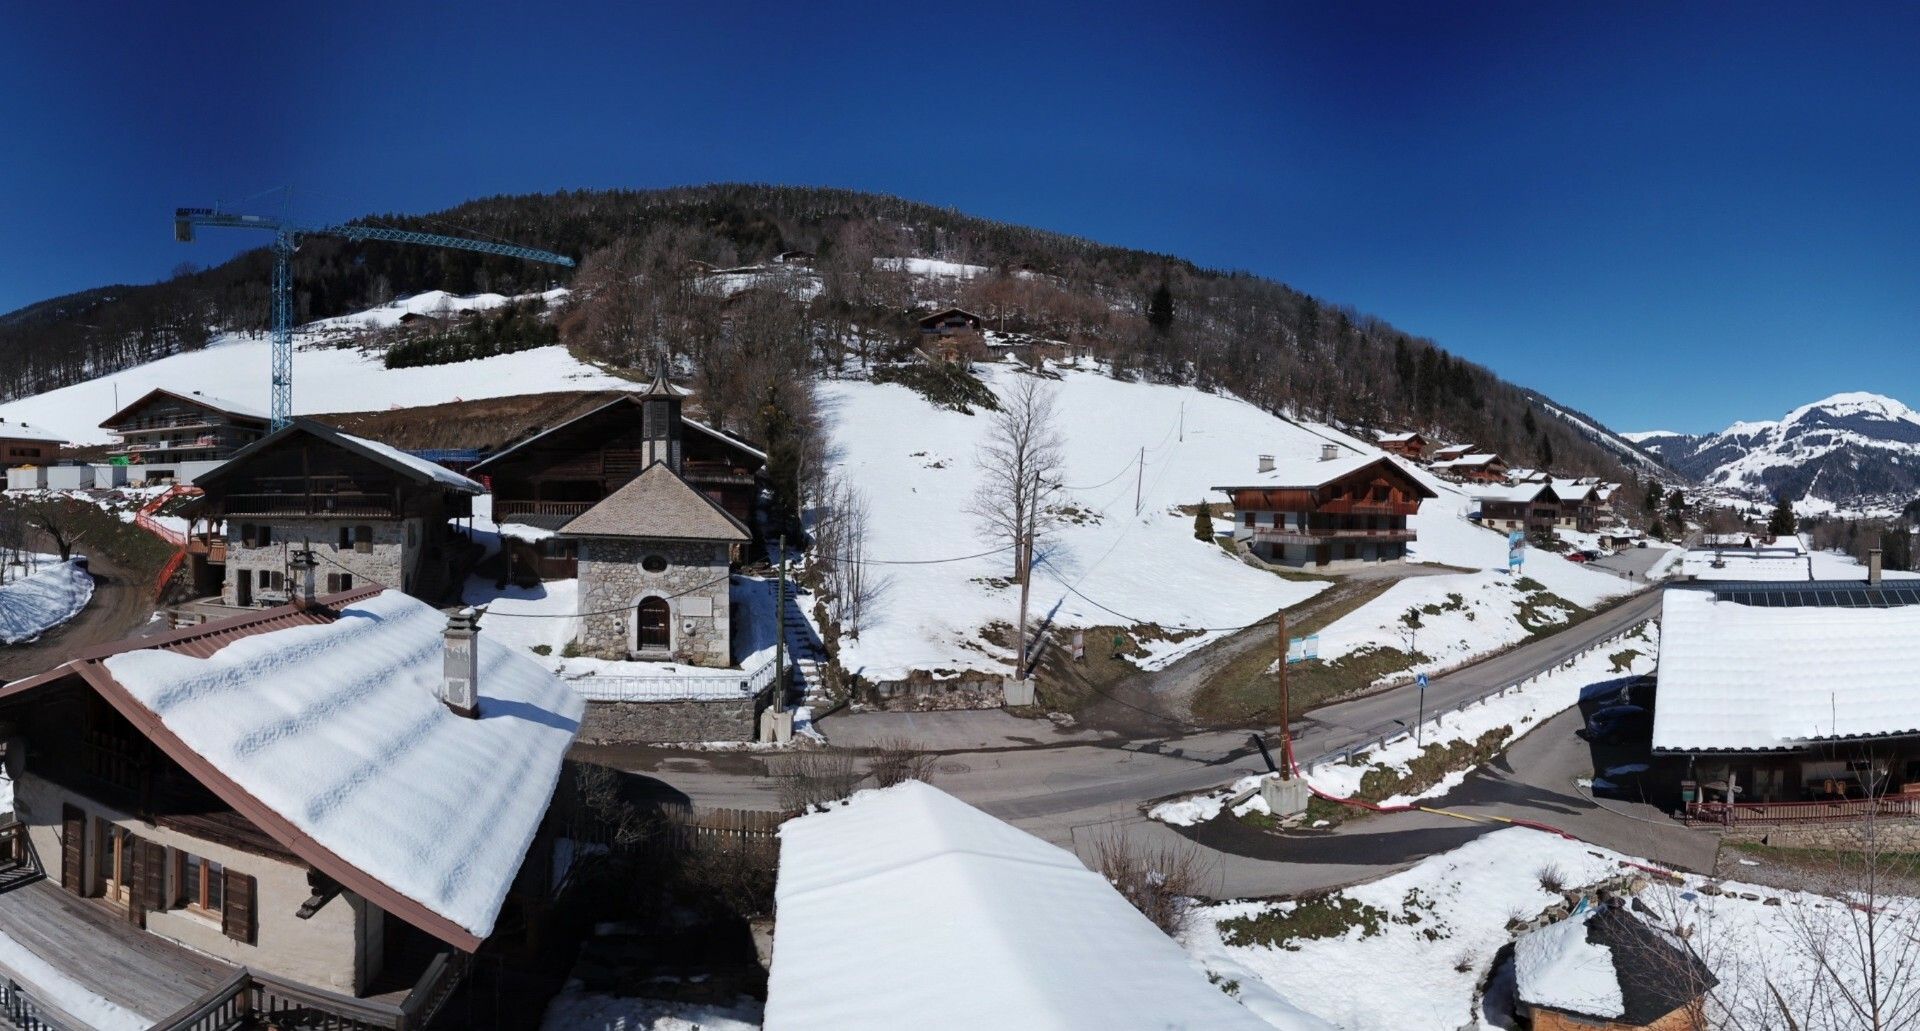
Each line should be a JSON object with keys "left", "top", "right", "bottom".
{"left": 817, "top": 360, "right": 1630, "bottom": 682}
{"left": 0, "top": 291, "right": 627, "bottom": 445}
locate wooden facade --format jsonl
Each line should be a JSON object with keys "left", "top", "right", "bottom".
{"left": 1220, "top": 459, "right": 1435, "bottom": 568}
{"left": 1375, "top": 431, "right": 1428, "bottom": 460}
{"left": 99, "top": 389, "right": 268, "bottom": 468}
{"left": 473, "top": 391, "right": 766, "bottom": 553}
{"left": 917, "top": 307, "right": 985, "bottom": 336}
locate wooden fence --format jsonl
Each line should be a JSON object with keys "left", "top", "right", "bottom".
{"left": 1685, "top": 796, "right": 1920, "bottom": 826}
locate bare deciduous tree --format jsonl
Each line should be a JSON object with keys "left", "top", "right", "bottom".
{"left": 810, "top": 472, "right": 886, "bottom": 639}
{"left": 969, "top": 374, "right": 1064, "bottom": 581}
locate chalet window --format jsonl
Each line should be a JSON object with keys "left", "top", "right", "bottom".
{"left": 326, "top": 573, "right": 354, "bottom": 592}
{"left": 239, "top": 523, "right": 256, "bottom": 547}
{"left": 354, "top": 525, "right": 373, "bottom": 553}
{"left": 642, "top": 554, "right": 668, "bottom": 573}
{"left": 178, "top": 851, "right": 225, "bottom": 915}
{"left": 257, "top": 525, "right": 272, "bottom": 546}
{"left": 338, "top": 527, "right": 351, "bottom": 549}
{"left": 95, "top": 820, "right": 132, "bottom": 904}
{"left": 1244, "top": 512, "right": 1254, "bottom": 528}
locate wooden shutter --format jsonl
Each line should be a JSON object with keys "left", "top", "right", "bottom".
{"left": 59, "top": 805, "right": 84, "bottom": 895}
{"left": 137, "top": 839, "right": 167, "bottom": 917}
{"left": 124, "top": 835, "right": 145, "bottom": 927}
{"left": 222, "top": 869, "right": 256, "bottom": 944}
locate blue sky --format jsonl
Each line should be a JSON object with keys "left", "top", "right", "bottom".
{"left": 4, "top": 3, "right": 1916, "bottom": 433}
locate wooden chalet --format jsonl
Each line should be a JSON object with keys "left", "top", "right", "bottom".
{"left": 0, "top": 588, "right": 581, "bottom": 1024}
{"left": 917, "top": 307, "right": 985, "bottom": 337}
{"left": 1216, "top": 449, "right": 1436, "bottom": 568}
{"left": 185, "top": 419, "right": 482, "bottom": 606}
{"left": 1373, "top": 430, "right": 1428, "bottom": 460}
{"left": 469, "top": 365, "right": 766, "bottom": 580}
{"left": 0, "top": 417, "right": 62, "bottom": 467}
{"left": 1472, "top": 482, "right": 1562, "bottom": 534}
{"left": 98, "top": 388, "right": 269, "bottom": 483}
{"left": 1513, "top": 904, "right": 1714, "bottom": 1031}
{"left": 1432, "top": 452, "right": 1509, "bottom": 483}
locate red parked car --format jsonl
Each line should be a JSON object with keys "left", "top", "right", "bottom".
{"left": 1566, "top": 552, "right": 1589, "bottom": 563}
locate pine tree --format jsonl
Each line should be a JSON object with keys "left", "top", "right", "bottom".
{"left": 1537, "top": 435, "right": 1554, "bottom": 470}
{"left": 1193, "top": 501, "right": 1214, "bottom": 542}
{"left": 1885, "top": 527, "right": 1913, "bottom": 571}
{"left": 1644, "top": 481, "right": 1663, "bottom": 514}
{"left": 1767, "top": 495, "right": 1797, "bottom": 538}
{"left": 1650, "top": 517, "right": 1667, "bottom": 540}
{"left": 1148, "top": 283, "right": 1174, "bottom": 333}
{"left": 1522, "top": 407, "right": 1537, "bottom": 436}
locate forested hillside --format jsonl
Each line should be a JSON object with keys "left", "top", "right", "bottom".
{"left": 0, "top": 184, "right": 1651, "bottom": 491}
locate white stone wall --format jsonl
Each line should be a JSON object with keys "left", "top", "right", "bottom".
{"left": 13, "top": 771, "right": 373, "bottom": 994}
{"left": 574, "top": 538, "right": 732, "bottom": 666}
{"left": 222, "top": 518, "right": 421, "bottom": 605}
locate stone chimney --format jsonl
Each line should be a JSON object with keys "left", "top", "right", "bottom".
{"left": 291, "top": 547, "right": 318, "bottom": 610}
{"left": 1869, "top": 547, "right": 1883, "bottom": 587}
{"left": 1320, "top": 444, "right": 1340, "bottom": 462}
{"left": 441, "top": 608, "right": 480, "bottom": 718}
{"left": 1257, "top": 454, "right": 1275, "bottom": 474}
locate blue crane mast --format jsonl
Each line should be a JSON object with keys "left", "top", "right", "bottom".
{"left": 174, "top": 207, "right": 576, "bottom": 429}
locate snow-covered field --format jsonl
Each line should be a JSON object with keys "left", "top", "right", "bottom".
{"left": 0, "top": 290, "right": 627, "bottom": 445}
{"left": 817, "top": 360, "right": 1635, "bottom": 682}
{"left": 1183, "top": 827, "right": 1916, "bottom": 1030}
{"left": 817, "top": 361, "right": 1340, "bottom": 681}
{"left": 0, "top": 558, "right": 94, "bottom": 645}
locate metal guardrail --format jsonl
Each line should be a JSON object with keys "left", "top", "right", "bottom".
{"left": 1301, "top": 619, "right": 1653, "bottom": 770}
{"left": 566, "top": 654, "right": 780, "bottom": 702}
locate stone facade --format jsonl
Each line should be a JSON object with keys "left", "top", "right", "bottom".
{"left": 577, "top": 696, "right": 765, "bottom": 744}
{"left": 222, "top": 518, "right": 421, "bottom": 606}
{"left": 575, "top": 538, "right": 732, "bottom": 666}
{"left": 862, "top": 671, "right": 1010, "bottom": 711}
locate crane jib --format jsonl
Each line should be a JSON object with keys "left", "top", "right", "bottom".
{"left": 173, "top": 204, "right": 576, "bottom": 428}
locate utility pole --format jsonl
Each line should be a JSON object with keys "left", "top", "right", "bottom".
{"left": 1276, "top": 608, "right": 1291, "bottom": 780}
{"left": 774, "top": 535, "right": 787, "bottom": 714}
{"left": 1134, "top": 446, "right": 1144, "bottom": 515}
{"left": 1178, "top": 401, "right": 1185, "bottom": 443}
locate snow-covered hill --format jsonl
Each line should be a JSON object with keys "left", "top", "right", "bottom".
{"left": 1635, "top": 391, "right": 1920, "bottom": 512}
{"left": 0, "top": 290, "right": 627, "bottom": 445}
{"left": 1529, "top": 396, "right": 1668, "bottom": 476}
{"left": 821, "top": 360, "right": 1630, "bottom": 682}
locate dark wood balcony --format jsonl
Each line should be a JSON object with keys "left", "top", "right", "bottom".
{"left": 1252, "top": 526, "right": 1416, "bottom": 546}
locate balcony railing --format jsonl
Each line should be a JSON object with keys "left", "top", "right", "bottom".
{"left": 1251, "top": 526, "right": 1415, "bottom": 545}
{"left": 219, "top": 492, "right": 399, "bottom": 517}
{"left": 494, "top": 499, "right": 595, "bottom": 521}
{"left": 153, "top": 951, "right": 470, "bottom": 1031}
{"left": 1685, "top": 796, "right": 1920, "bottom": 826}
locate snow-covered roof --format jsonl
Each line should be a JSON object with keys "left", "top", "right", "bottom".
{"left": 6, "top": 589, "right": 582, "bottom": 948}
{"left": 764, "top": 782, "right": 1272, "bottom": 1030}
{"left": 1515, "top": 905, "right": 1715, "bottom": 1024}
{"left": 99, "top": 388, "right": 269, "bottom": 427}
{"left": 1214, "top": 452, "right": 1434, "bottom": 495}
{"left": 0, "top": 417, "right": 65, "bottom": 444}
{"left": 339, "top": 431, "right": 485, "bottom": 493}
{"left": 1432, "top": 453, "right": 1505, "bottom": 471}
{"left": 1654, "top": 586, "right": 1920, "bottom": 751}
{"left": 1515, "top": 907, "right": 1624, "bottom": 1020}
{"left": 1552, "top": 479, "right": 1598, "bottom": 502}
{"left": 1472, "top": 482, "right": 1558, "bottom": 504}
{"left": 1375, "top": 430, "right": 1421, "bottom": 443}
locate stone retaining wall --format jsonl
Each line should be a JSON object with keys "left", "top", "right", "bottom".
{"left": 1724, "top": 818, "right": 1920, "bottom": 852}
{"left": 578, "top": 695, "right": 765, "bottom": 744}
{"left": 861, "top": 671, "right": 1008, "bottom": 711}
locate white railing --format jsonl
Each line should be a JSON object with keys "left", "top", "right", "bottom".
{"left": 566, "top": 654, "right": 781, "bottom": 702}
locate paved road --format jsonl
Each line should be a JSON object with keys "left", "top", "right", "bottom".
{"left": 1587, "top": 544, "right": 1673, "bottom": 581}
{"left": 604, "top": 585, "right": 1714, "bottom": 897}
{"left": 0, "top": 549, "right": 157, "bottom": 684}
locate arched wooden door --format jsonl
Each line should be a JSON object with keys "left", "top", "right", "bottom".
{"left": 636, "top": 597, "right": 671, "bottom": 650}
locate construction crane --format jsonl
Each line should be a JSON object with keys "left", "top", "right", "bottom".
{"left": 173, "top": 206, "right": 576, "bottom": 429}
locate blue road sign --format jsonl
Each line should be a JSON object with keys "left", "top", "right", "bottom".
{"left": 1416, "top": 673, "right": 1428, "bottom": 690}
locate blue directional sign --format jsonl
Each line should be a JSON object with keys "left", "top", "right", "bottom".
{"left": 1416, "top": 673, "right": 1428, "bottom": 690}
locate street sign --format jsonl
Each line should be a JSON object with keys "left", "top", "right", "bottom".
{"left": 1416, "top": 673, "right": 1428, "bottom": 691}
{"left": 1286, "top": 634, "right": 1319, "bottom": 665}
{"left": 1415, "top": 673, "right": 1429, "bottom": 745}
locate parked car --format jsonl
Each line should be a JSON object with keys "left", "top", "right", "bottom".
{"left": 1566, "top": 552, "right": 1589, "bottom": 563}
{"left": 1635, "top": 540, "right": 1649, "bottom": 548}
{"left": 1581, "top": 704, "right": 1651, "bottom": 744}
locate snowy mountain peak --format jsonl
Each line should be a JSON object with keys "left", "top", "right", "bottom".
{"left": 1655, "top": 390, "right": 1920, "bottom": 512}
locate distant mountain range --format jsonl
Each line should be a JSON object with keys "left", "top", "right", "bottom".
{"left": 1629, "top": 392, "right": 1920, "bottom": 512}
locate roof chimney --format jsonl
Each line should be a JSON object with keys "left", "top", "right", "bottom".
{"left": 1257, "top": 454, "right": 1275, "bottom": 474}
{"left": 1320, "top": 444, "right": 1339, "bottom": 462}
{"left": 290, "top": 547, "right": 318, "bottom": 610}
{"left": 441, "top": 608, "right": 480, "bottom": 718}
{"left": 1869, "top": 547, "right": 1883, "bottom": 587}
